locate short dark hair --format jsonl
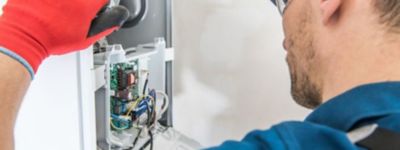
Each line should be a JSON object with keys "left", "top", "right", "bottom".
{"left": 373, "top": 0, "right": 400, "bottom": 31}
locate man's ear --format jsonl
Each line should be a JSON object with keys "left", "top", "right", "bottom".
{"left": 320, "top": 0, "right": 342, "bottom": 24}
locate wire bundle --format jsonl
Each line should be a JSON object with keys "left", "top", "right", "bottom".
{"left": 110, "top": 69, "right": 170, "bottom": 150}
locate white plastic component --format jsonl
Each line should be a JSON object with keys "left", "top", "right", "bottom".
{"left": 164, "top": 48, "right": 174, "bottom": 61}
{"left": 107, "top": 45, "right": 127, "bottom": 64}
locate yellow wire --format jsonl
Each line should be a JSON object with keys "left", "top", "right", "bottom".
{"left": 125, "top": 96, "right": 145, "bottom": 116}
{"left": 110, "top": 95, "right": 156, "bottom": 130}
{"left": 124, "top": 95, "right": 155, "bottom": 118}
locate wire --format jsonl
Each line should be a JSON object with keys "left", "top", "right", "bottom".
{"left": 125, "top": 72, "right": 149, "bottom": 120}
{"left": 129, "top": 96, "right": 154, "bottom": 117}
{"left": 149, "top": 130, "right": 154, "bottom": 150}
{"left": 156, "top": 90, "right": 170, "bottom": 116}
{"left": 124, "top": 95, "right": 156, "bottom": 127}
{"left": 146, "top": 103, "right": 152, "bottom": 126}
{"left": 132, "top": 128, "right": 143, "bottom": 148}
{"left": 149, "top": 96, "right": 157, "bottom": 128}
{"left": 142, "top": 72, "right": 149, "bottom": 95}
{"left": 138, "top": 105, "right": 155, "bottom": 150}
{"left": 142, "top": 130, "right": 154, "bottom": 150}
{"left": 125, "top": 96, "right": 142, "bottom": 116}
{"left": 126, "top": 96, "right": 157, "bottom": 149}
{"left": 138, "top": 130, "right": 154, "bottom": 150}
{"left": 125, "top": 96, "right": 147, "bottom": 117}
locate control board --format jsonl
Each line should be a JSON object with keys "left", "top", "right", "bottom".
{"left": 94, "top": 39, "right": 172, "bottom": 150}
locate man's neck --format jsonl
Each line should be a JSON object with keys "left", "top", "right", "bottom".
{"left": 321, "top": 34, "right": 400, "bottom": 102}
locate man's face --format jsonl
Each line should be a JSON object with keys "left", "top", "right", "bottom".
{"left": 282, "top": 0, "right": 323, "bottom": 109}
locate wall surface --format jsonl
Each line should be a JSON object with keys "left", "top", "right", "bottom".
{"left": 172, "top": 0, "right": 311, "bottom": 147}
{"left": 15, "top": 55, "right": 83, "bottom": 150}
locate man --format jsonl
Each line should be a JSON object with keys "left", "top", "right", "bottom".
{"left": 208, "top": 0, "right": 400, "bottom": 149}
{"left": 0, "top": 0, "right": 399, "bottom": 149}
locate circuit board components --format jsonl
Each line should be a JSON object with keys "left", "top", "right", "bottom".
{"left": 110, "top": 62, "right": 139, "bottom": 99}
{"left": 109, "top": 61, "right": 153, "bottom": 131}
{"left": 100, "top": 44, "right": 169, "bottom": 150}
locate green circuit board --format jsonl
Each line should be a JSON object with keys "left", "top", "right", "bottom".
{"left": 109, "top": 60, "right": 140, "bottom": 130}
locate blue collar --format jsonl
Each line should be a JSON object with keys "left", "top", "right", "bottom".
{"left": 305, "top": 82, "right": 400, "bottom": 131}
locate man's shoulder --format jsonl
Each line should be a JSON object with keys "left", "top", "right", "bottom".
{"left": 207, "top": 121, "right": 358, "bottom": 150}
{"left": 272, "top": 121, "right": 356, "bottom": 149}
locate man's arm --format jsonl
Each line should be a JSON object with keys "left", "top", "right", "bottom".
{"left": 0, "top": 52, "right": 30, "bottom": 150}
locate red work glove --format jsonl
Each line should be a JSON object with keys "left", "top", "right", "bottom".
{"left": 0, "top": 0, "right": 129, "bottom": 78}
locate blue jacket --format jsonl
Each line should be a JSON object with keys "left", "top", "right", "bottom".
{"left": 207, "top": 82, "right": 400, "bottom": 150}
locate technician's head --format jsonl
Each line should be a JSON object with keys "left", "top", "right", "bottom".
{"left": 272, "top": 0, "right": 400, "bottom": 109}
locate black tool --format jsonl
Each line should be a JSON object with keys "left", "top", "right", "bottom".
{"left": 88, "top": 0, "right": 148, "bottom": 37}
{"left": 120, "top": 0, "right": 148, "bottom": 28}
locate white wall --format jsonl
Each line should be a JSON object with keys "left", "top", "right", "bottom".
{"left": 15, "top": 54, "right": 83, "bottom": 150}
{"left": 172, "top": 0, "right": 311, "bottom": 147}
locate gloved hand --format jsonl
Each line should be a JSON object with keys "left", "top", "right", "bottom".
{"left": 0, "top": 0, "right": 129, "bottom": 78}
